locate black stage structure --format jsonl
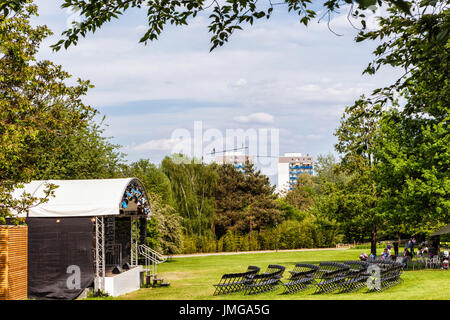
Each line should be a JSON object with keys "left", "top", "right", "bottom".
{"left": 11, "top": 178, "right": 151, "bottom": 300}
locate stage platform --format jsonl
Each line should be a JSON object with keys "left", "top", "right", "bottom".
{"left": 104, "top": 265, "right": 143, "bottom": 297}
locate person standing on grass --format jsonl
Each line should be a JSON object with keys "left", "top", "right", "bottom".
{"left": 393, "top": 240, "right": 399, "bottom": 256}
{"left": 411, "top": 237, "right": 416, "bottom": 256}
{"left": 387, "top": 242, "right": 392, "bottom": 254}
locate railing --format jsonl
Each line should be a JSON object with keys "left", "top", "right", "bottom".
{"left": 106, "top": 244, "right": 122, "bottom": 266}
{"left": 138, "top": 244, "right": 167, "bottom": 279}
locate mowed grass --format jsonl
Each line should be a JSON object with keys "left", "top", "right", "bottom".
{"left": 97, "top": 249, "right": 450, "bottom": 300}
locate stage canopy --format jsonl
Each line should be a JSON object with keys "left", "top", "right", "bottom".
{"left": 10, "top": 178, "right": 150, "bottom": 218}
{"left": 431, "top": 223, "right": 450, "bottom": 237}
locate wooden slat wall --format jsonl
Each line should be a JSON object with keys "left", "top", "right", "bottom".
{"left": 0, "top": 227, "right": 7, "bottom": 299}
{"left": 0, "top": 226, "right": 28, "bottom": 300}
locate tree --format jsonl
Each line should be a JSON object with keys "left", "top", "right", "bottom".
{"left": 355, "top": 0, "right": 449, "bottom": 235}
{"left": 19, "top": 0, "right": 411, "bottom": 53}
{"left": 317, "top": 0, "right": 448, "bottom": 246}
{"left": 116, "top": 159, "right": 174, "bottom": 205}
{"left": 313, "top": 153, "right": 347, "bottom": 184}
{"left": 213, "top": 163, "right": 249, "bottom": 237}
{"left": 332, "top": 98, "right": 384, "bottom": 254}
{"left": 147, "top": 193, "right": 184, "bottom": 254}
{"left": 161, "top": 154, "right": 218, "bottom": 239}
{"left": 284, "top": 173, "right": 316, "bottom": 211}
{"left": 213, "top": 162, "right": 281, "bottom": 239}
{"left": 0, "top": 3, "right": 121, "bottom": 222}
{"left": 31, "top": 118, "right": 123, "bottom": 181}
{"left": 276, "top": 197, "right": 307, "bottom": 222}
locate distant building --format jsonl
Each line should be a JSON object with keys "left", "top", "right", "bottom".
{"left": 214, "top": 151, "right": 254, "bottom": 172}
{"left": 277, "top": 152, "right": 313, "bottom": 194}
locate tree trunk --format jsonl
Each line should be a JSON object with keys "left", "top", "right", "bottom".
{"left": 371, "top": 225, "right": 377, "bottom": 256}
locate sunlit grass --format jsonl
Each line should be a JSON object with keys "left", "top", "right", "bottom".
{"left": 90, "top": 249, "right": 450, "bottom": 300}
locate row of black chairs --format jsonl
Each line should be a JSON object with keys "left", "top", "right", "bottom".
{"left": 213, "top": 265, "right": 260, "bottom": 295}
{"left": 367, "top": 260, "right": 404, "bottom": 292}
{"left": 213, "top": 260, "right": 404, "bottom": 296}
{"left": 213, "top": 265, "right": 285, "bottom": 295}
{"left": 282, "top": 263, "right": 318, "bottom": 294}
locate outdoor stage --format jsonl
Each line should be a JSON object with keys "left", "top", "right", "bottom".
{"left": 11, "top": 178, "right": 153, "bottom": 300}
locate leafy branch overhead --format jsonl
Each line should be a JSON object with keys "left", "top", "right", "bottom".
{"left": 4, "top": 0, "right": 410, "bottom": 52}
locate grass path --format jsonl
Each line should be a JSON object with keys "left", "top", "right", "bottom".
{"left": 92, "top": 249, "right": 450, "bottom": 300}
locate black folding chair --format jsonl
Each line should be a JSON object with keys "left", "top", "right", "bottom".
{"left": 282, "top": 263, "right": 319, "bottom": 294}
{"left": 337, "top": 261, "right": 370, "bottom": 293}
{"left": 244, "top": 264, "right": 285, "bottom": 295}
{"left": 312, "top": 262, "right": 350, "bottom": 294}
{"left": 213, "top": 266, "right": 260, "bottom": 295}
{"left": 366, "top": 260, "right": 404, "bottom": 292}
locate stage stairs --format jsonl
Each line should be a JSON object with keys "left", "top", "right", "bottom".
{"left": 138, "top": 244, "right": 170, "bottom": 287}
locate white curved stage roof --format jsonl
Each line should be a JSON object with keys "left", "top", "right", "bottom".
{"left": 11, "top": 178, "right": 148, "bottom": 218}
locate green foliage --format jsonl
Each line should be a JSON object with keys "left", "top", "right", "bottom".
{"left": 315, "top": 1, "right": 449, "bottom": 248}
{"left": 277, "top": 220, "right": 314, "bottom": 249}
{"left": 31, "top": 118, "right": 123, "bottom": 181}
{"left": 161, "top": 154, "right": 218, "bottom": 238}
{"left": 181, "top": 234, "right": 198, "bottom": 254}
{"left": 218, "top": 230, "right": 239, "bottom": 252}
{"left": 276, "top": 198, "right": 307, "bottom": 222}
{"left": 0, "top": 2, "right": 122, "bottom": 222}
{"left": 41, "top": 0, "right": 411, "bottom": 52}
{"left": 328, "top": 98, "right": 384, "bottom": 254}
{"left": 355, "top": 0, "right": 449, "bottom": 235}
{"left": 257, "top": 218, "right": 339, "bottom": 250}
{"left": 312, "top": 153, "right": 349, "bottom": 192}
{"left": 284, "top": 173, "right": 316, "bottom": 211}
{"left": 117, "top": 159, "right": 174, "bottom": 205}
{"left": 213, "top": 162, "right": 282, "bottom": 238}
{"left": 145, "top": 213, "right": 160, "bottom": 251}
{"left": 146, "top": 194, "right": 184, "bottom": 254}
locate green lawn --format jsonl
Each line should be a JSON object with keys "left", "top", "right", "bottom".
{"left": 94, "top": 249, "right": 450, "bottom": 300}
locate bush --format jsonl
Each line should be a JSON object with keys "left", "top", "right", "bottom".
{"left": 278, "top": 220, "right": 314, "bottom": 249}
{"left": 182, "top": 234, "right": 198, "bottom": 254}
{"left": 199, "top": 233, "right": 217, "bottom": 253}
{"left": 182, "top": 218, "right": 342, "bottom": 253}
{"left": 222, "top": 230, "right": 239, "bottom": 252}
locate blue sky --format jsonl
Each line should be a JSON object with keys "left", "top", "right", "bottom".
{"left": 33, "top": 1, "right": 400, "bottom": 184}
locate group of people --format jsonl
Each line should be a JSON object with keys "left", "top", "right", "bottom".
{"left": 359, "top": 237, "right": 449, "bottom": 269}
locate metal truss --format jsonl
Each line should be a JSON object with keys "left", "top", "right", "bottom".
{"left": 130, "top": 217, "right": 139, "bottom": 266}
{"left": 94, "top": 216, "right": 105, "bottom": 292}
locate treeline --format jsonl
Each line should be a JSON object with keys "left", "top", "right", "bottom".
{"left": 113, "top": 156, "right": 341, "bottom": 254}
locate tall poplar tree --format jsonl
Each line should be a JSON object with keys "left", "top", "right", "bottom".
{"left": 333, "top": 98, "right": 384, "bottom": 254}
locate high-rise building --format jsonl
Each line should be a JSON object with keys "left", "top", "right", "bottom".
{"left": 214, "top": 151, "right": 255, "bottom": 172}
{"left": 277, "top": 153, "right": 313, "bottom": 194}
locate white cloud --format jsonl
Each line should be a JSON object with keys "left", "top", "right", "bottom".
{"left": 32, "top": 1, "right": 402, "bottom": 170}
{"left": 233, "top": 112, "right": 275, "bottom": 125}
{"left": 126, "top": 138, "right": 184, "bottom": 152}
{"left": 229, "top": 78, "right": 248, "bottom": 88}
